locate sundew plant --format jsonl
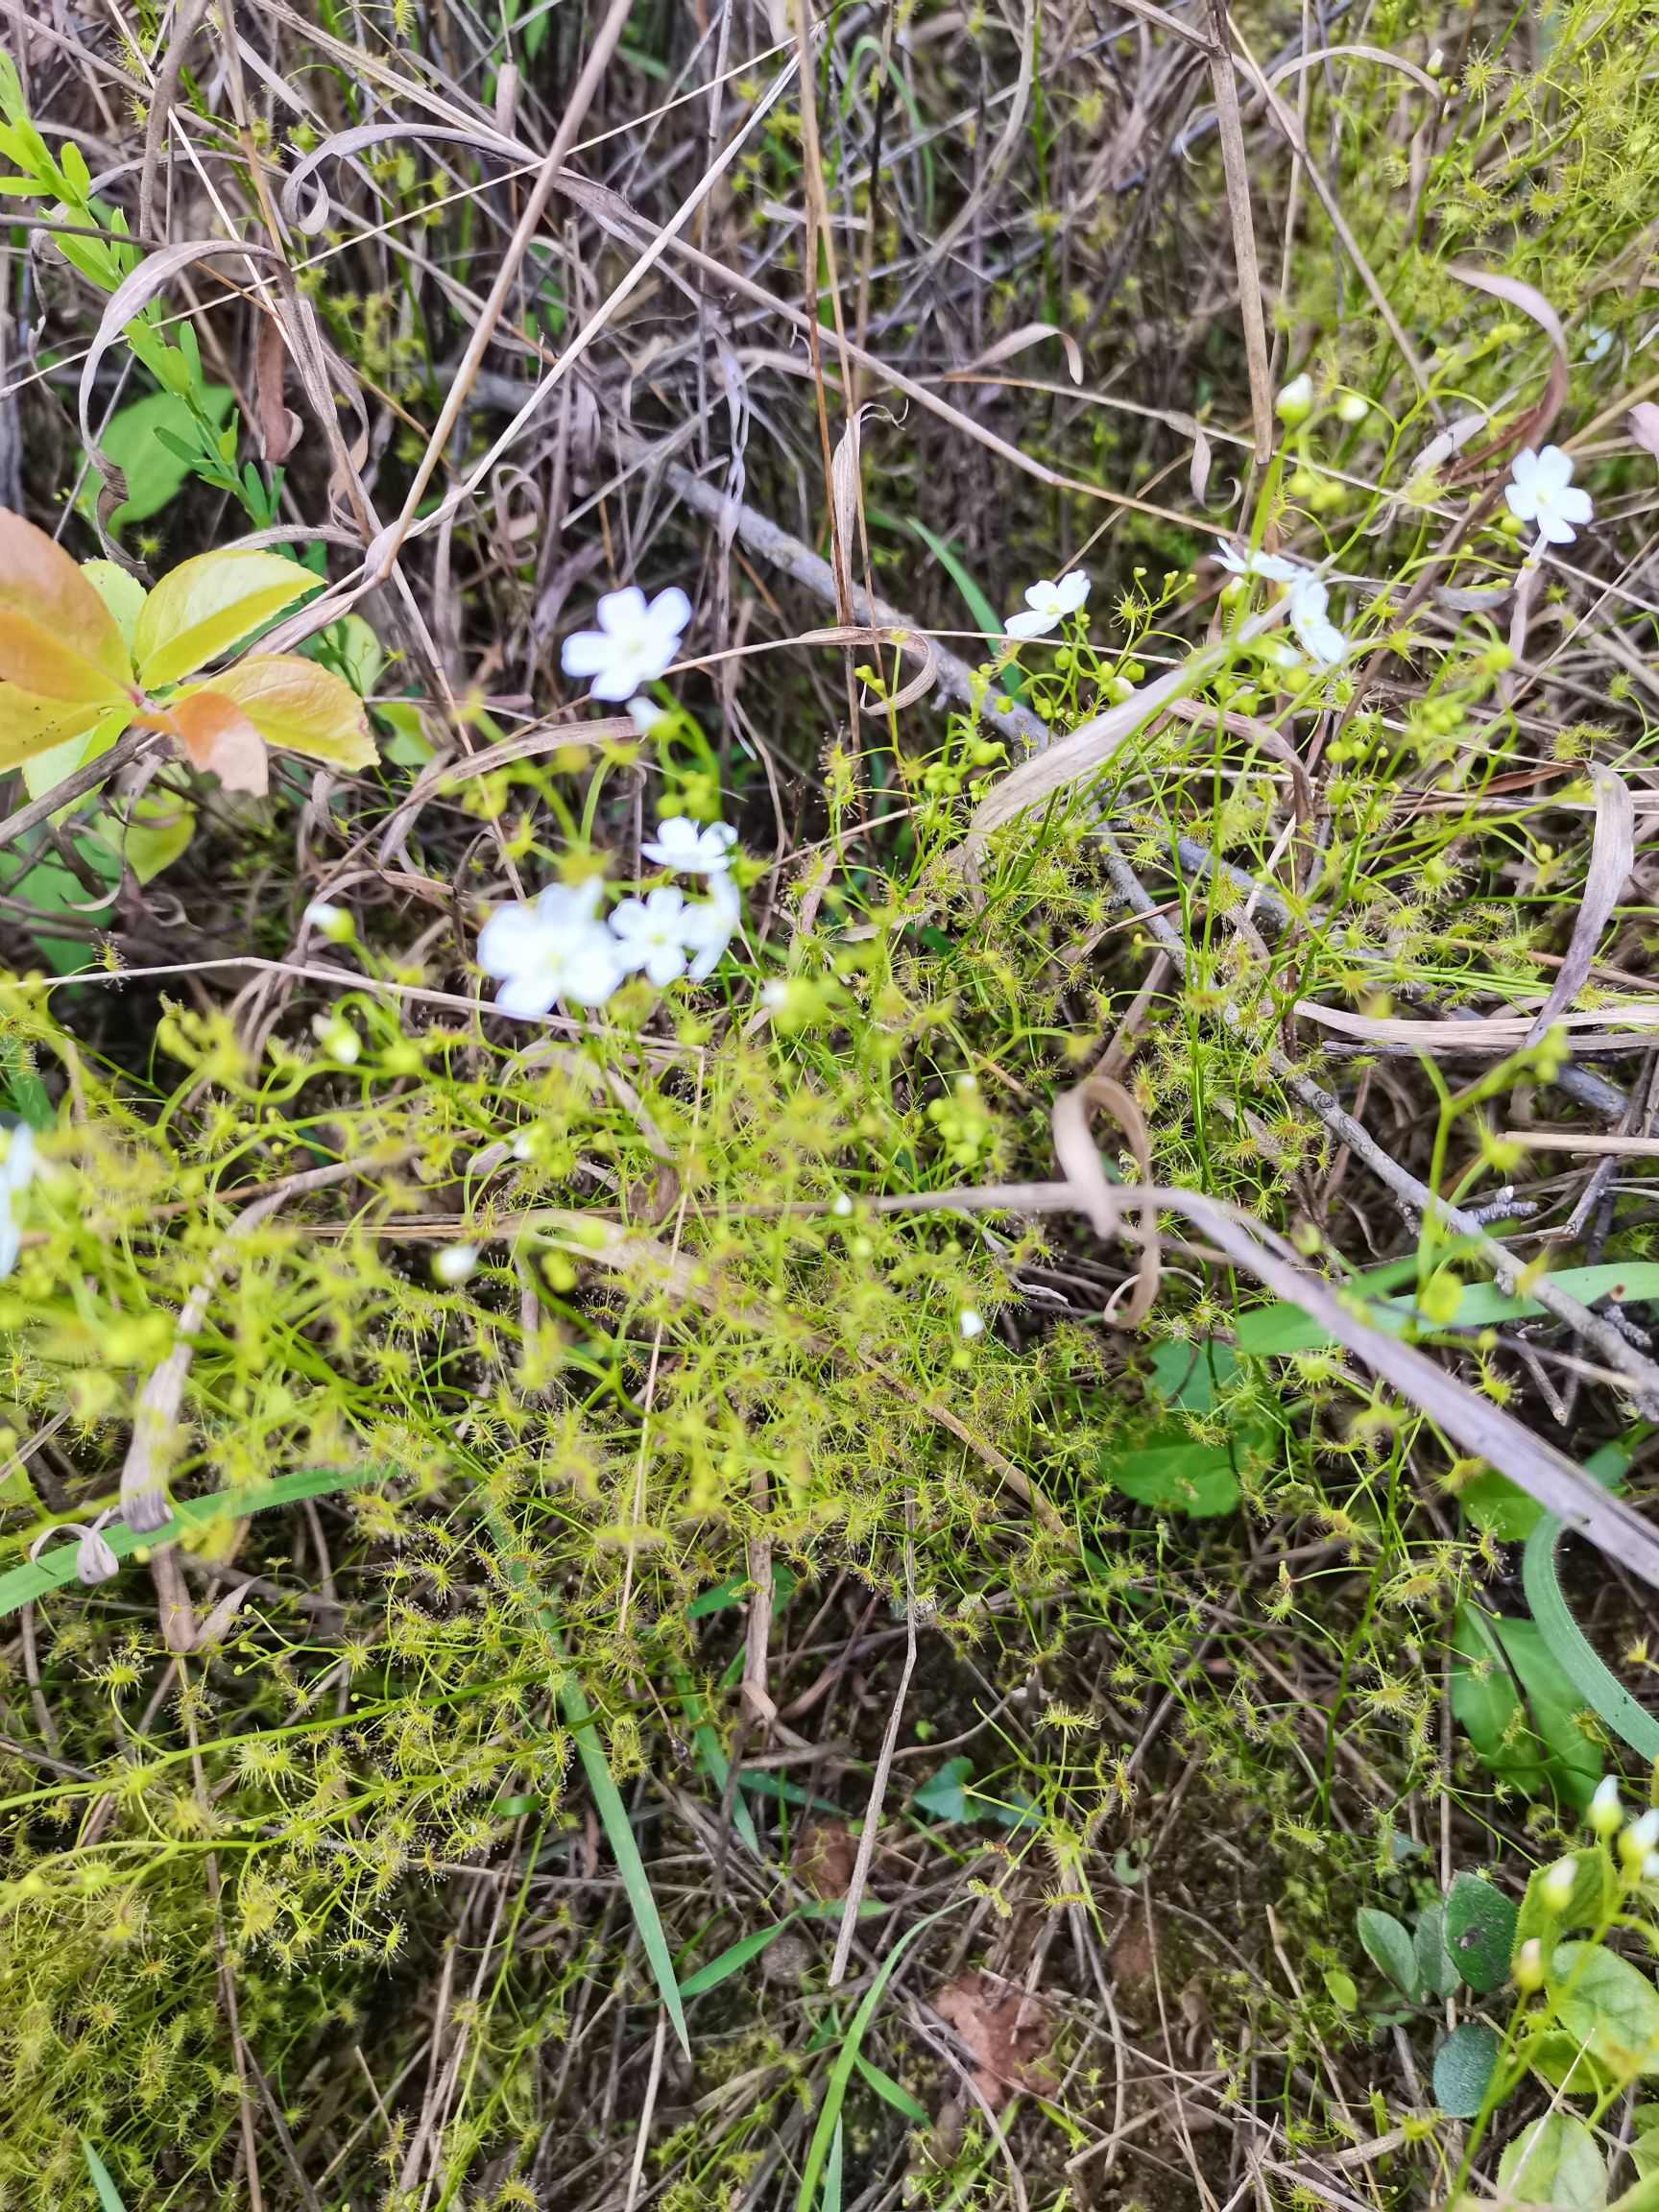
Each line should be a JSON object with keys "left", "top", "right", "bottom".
{"left": 1, "top": 0, "right": 1659, "bottom": 2206}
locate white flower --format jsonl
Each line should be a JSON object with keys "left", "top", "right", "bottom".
{"left": 1583, "top": 325, "right": 1613, "bottom": 364}
{"left": 1005, "top": 568, "right": 1089, "bottom": 639}
{"left": 628, "top": 696, "right": 670, "bottom": 735}
{"left": 1287, "top": 574, "right": 1349, "bottom": 668}
{"left": 832, "top": 1194, "right": 854, "bottom": 1216}
{"left": 641, "top": 815, "right": 738, "bottom": 875}
{"left": 611, "top": 886, "right": 695, "bottom": 988}
{"left": 1623, "top": 1810, "right": 1659, "bottom": 1863}
{"left": 1335, "top": 393, "right": 1370, "bottom": 424}
{"left": 1590, "top": 1773, "right": 1623, "bottom": 1837}
{"left": 304, "top": 901, "right": 353, "bottom": 941}
{"left": 1646, "top": 1854, "right": 1659, "bottom": 1883}
{"left": 1276, "top": 372, "right": 1314, "bottom": 425}
{"left": 477, "top": 878, "right": 626, "bottom": 1018}
{"left": 1266, "top": 641, "right": 1303, "bottom": 671}
{"left": 1541, "top": 1855, "right": 1578, "bottom": 1908}
{"left": 0, "top": 1125, "right": 35, "bottom": 1279}
{"left": 312, "top": 1016, "right": 361, "bottom": 1065}
{"left": 958, "top": 1308, "right": 985, "bottom": 1339}
{"left": 561, "top": 586, "right": 692, "bottom": 702}
{"left": 433, "top": 1244, "right": 478, "bottom": 1286}
{"left": 1505, "top": 445, "right": 1593, "bottom": 546}
{"left": 683, "top": 872, "right": 741, "bottom": 982}
{"left": 1214, "top": 538, "right": 1303, "bottom": 584}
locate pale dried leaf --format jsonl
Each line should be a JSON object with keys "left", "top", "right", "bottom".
{"left": 1448, "top": 266, "right": 1569, "bottom": 453}
{"left": 1525, "top": 767, "right": 1635, "bottom": 1046}
{"left": 254, "top": 314, "right": 301, "bottom": 466}
{"left": 930, "top": 1972, "right": 1055, "bottom": 2112}
{"left": 1629, "top": 403, "right": 1659, "bottom": 464}
{"left": 961, "top": 322, "right": 1084, "bottom": 386}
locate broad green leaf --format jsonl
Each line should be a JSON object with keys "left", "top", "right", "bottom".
{"left": 1551, "top": 1945, "right": 1659, "bottom": 2080}
{"left": 1497, "top": 2111, "right": 1608, "bottom": 2211}
{"left": 1445, "top": 1874, "right": 1519, "bottom": 1994}
{"left": 77, "top": 384, "right": 234, "bottom": 527}
{"left": 1465, "top": 1441, "right": 1628, "bottom": 1550}
{"left": 1415, "top": 1901, "right": 1459, "bottom": 1998}
{"left": 119, "top": 793, "right": 196, "bottom": 883}
{"left": 1518, "top": 1852, "right": 1616, "bottom": 1951}
{"left": 0, "top": 508, "right": 132, "bottom": 701}
{"left": 81, "top": 2141, "right": 130, "bottom": 2212}
{"left": 1145, "top": 1337, "right": 1239, "bottom": 1412}
{"left": 20, "top": 703, "right": 131, "bottom": 804}
{"left": 208, "top": 654, "right": 375, "bottom": 771}
{"left": 854, "top": 2052, "right": 928, "bottom": 2125}
{"left": 133, "top": 549, "right": 319, "bottom": 686}
{"left": 1530, "top": 2032, "right": 1617, "bottom": 2097}
{"left": 1631, "top": 2128, "right": 1659, "bottom": 2181}
{"left": 913, "top": 1755, "right": 975, "bottom": 1823}
{"left": 1105, "top": 1425, "right": 1244, "bottom": 1518}
{"left": 1432, "top": 2021, "right": 1500, "bottom": 2117}
{"left": 680, "top": 1915, "right": 797, "bottom": 1997}
{"left": 82, "top": 559, "right": 149, "bottom": 655}
{"left": 1324, "top": 1967, "right": 1358, "bottom": 2012}
{"left": 1494, "top": 1617, "right": 1604, "bottom": 1814}
{"left": 1356, "top": 1907, "right": 1419, "bottom": 1995}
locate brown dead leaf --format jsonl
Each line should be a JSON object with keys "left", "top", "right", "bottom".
{"left": 1109, "top": 1908, "right": 1160, "bottom": 1990}
{"left": 793, "top": 1816, "right": 855, "bottom": 1900}
{"left": 169, "top": 687, "right": 270, "bottom": 796}
{"left": 254, "top": 315, "right": 302, "bottom": 466}
{"left": 929, "top": 1969, "right": 1055, "bottom": 2112}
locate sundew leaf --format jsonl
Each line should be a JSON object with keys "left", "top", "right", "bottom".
{"left": 133, "top": 549, "right": 320, "bottom": 686}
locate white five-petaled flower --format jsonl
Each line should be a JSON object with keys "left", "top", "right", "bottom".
{"left": 611, "top": 886, "right": 697, "bottom": 988}
{"left": 477, "top": 878, "right": 626, "bottom": 1018}
{"left": 1505, "top": 445, "right": 1594, "bottom": 546}
{"left": 0, "top": 1124, "right": 34, "bottom": 1279}
{"left": 641, "top": 816, "right": 738, "bottom": 875}
{"left": 683, "top": 872, "right": 741, "bottom": 981}
{"left": 1287, "top": 574, "right": 1349, "bottom": 669}
{"left": 1004, "top": 568, "right": 1089, "bottom": 639}
{"left": 561, "top": 586, "right": 692, "bottom": 702}
{"left": 1214, "top": 538, "right": 1304, "bottom": 584}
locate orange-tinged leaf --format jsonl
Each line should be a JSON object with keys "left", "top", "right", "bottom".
{"left": 210, "top": 654, "right": 375, "bottom": 772}
{"left": 0, "top": 685, "right": 120, "bottom": 772}
{"left": 170, "top": 687, "right": 270, "bottom": 796}
{"left": 133, "top": 550, "right": 320, "bottom": 688}
{"left": 0, "top": 507, "right": 132, "bottom": 702}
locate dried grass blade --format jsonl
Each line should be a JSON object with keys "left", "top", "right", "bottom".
{"left": 1204, "top": 0, "right": 1274, "bottom": 460}
{"left": 1447, "top": 266, "right": 1570, "bottom": 462}
{"left": 1525, "top": 766, "right": 1634, "bottom": 1046}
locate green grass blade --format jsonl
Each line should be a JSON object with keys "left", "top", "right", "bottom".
{"left": 1524, "top": 1511, "right": 1659, "bottom": 1765}
{"left": 822, "top": 2121, "right": 844, "bottom": 2212}
{"left": 904, "top": 519, "right": 1025, "bottom": 705}
{"left": 81, "top": 2141, "right": 130, "bottom": 2212}
{"left": 0, "top": 1464, "right": 379, "bottom": 1621}
{"left": 795, "top": 1903, "right": 955, "bottom": 2211}
{"left": 561, "top": 1676, "right": 691, "bottom": 2058}
{"left": 681, "top": 1914, "right": 797, "bottom": 1997}
{"left": 485, "top": 1512, "right": 689, "bottom": 2059}
{"left": 854, "top": 2050, "right": 928, "bottom": 2125}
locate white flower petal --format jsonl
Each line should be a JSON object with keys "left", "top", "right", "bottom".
{"left": 1005, "top": 607, "right": 1058, "bottom": 639}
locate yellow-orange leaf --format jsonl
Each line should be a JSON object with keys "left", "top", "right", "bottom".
{"left": 0, "top": 508, "right": 132, "bottom": 704}
{"left": 170, "top": 687, "right": 270, "bottom": 796}
{"left": 134, "top": 550, "right": 321, "bottom": 688}
{"left": 209, "top": 654, "right": 375, "bottom": 773}
{"left": 0, "top": 685, "right": 122, "bottom": 773}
